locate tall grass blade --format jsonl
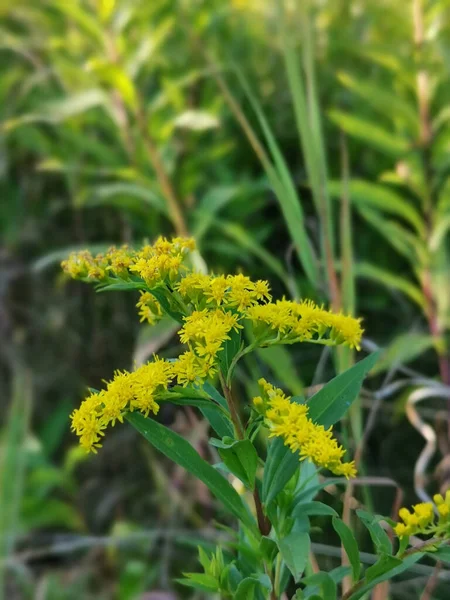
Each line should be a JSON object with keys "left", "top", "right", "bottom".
{"left": 0, "top": 366, "right": 32, "bottom": 599}
{"left": 230, "top": 66, "right": 319, "bottom": 288}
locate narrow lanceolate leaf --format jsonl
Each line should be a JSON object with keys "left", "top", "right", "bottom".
{"left": 336, "top": 72, "right": 418, "bottom": 132}
{"left": 200, "top": 382, "right": 234, "bottom": 437}
{"left": 356, "top": 510, "right": 392, "bottom": 554}
{"left": 233, "top": 66, "right": 319, "bottom": 287}
{"left": 365, "top": 554, "right": 402, "bottom": 583}
{"left": 262, "top": 436, "right": 299, "bottom": 506}
{"left": 347, "top": 553, "right": 424, "bottom": 600}
{"left": 292, "top": 501, "right": 338, "bottom": 518}
{"left": 327, "top": 110, "right": 409, "bottom": 158}
{"left": 355, "top": 262, "right": 425, "bottom": 308}
{"left": 369, "top": 333, "right": 435, "bottom": 375}
{"left": 215, "top": 439, "right": 258, "bottom": 490}
{"left": 327, "top": 179, "right": 424, "bottom": 235}
{"left": 300, "top": 572, "right": 337, "bottom": 600}
{"left": 307, "top": 352, "right": 379, "bottom": 428}
{"left": 426, "top": 545, "right": 450, "bottom": 563}
{"left": 126, "top": 413, "right": 256, "bottom": 533}
{"left": 0, "top": 367, "right": 32, "bottom": 600}
{"left": 234, "top": 574, "right": 272, "bottom": 599}
{"left": 278, "top": 530, "right": 310, "bottom": 582}
{"left": 332, "top": 517, "right": 361, "bottom": 582}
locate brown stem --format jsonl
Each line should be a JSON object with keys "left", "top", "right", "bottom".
{"left": 421, "top": 562, "right": 442, "bottom": 600}
{"left": 254, "top": 486, "right": 271, "bottom": 536}
{"left": 219, "top": 373, "right": 271, "bottom": 538}
{"left": 219, "top": 372, "right": 245, "bottom": 440}
{"left": 135, "top": 105, "right": 189, "bottom": 237}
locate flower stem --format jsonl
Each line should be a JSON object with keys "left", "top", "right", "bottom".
{"left": 219, "top": 372, "right": 271, "bottom": 538}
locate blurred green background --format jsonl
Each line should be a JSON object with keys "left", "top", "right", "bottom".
{"left": 1, "top": 0, "right": 450, "bottom": 598}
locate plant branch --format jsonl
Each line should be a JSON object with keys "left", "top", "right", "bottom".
{"left": 219, "top": 373, "right": 271, "bottom": 539}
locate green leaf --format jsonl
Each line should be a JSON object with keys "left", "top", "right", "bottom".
{"left": 301, "top": 572, "right": 337, "bottom": 600}
{"left": 278, "top": 530, "right": 310, "bottom": 582}
{"left": 0, "top": 366, "right": 32, "bottom": 583}
{"left": 219, "top": 327, "right": 242, "bottom": 379}
{"left": 217, "top": 439, "right": 258, "bottom": 490}
{"left": 84, "top": 182, "right": 168, "bottom": 215}
{"left": 365, "top": 554, "right": 402, "bottom": 583}
{"left": 126, "top": 413, "right": 256, "bottom": 533}
{"left": 358, "top": 207, "right": 424, "bottom": 265}
{"left": 307, "top": 352, "right": 379, "bottom": 428}
{"left": 4, "top": 90, "right": 109, "bottom": 130}
{"left": 369, "top": 333, "right": 435, "bottom": 375}
{"left": 96, "top": 281, "right": 147, "bottom": 292}
{"left": 328, "top": 179, "right": 424, "bottom": 235}
{"left": 293, "top": 501, "right": 338, "bottom": 518}
{"left": 147, "top": 287, "right": 185, "bottom": 324}
{"left": 202, "top": 382, "right": 228, "bottom": 410}
{"left": 234, "top": 574, "right": 272, "bottom": 600}
{"left": 336, "top": 72, "right": 418, "bottom": 132}
{"left": 356, "top": 510, "right": 392, "bottom": 554}
{"left": 260, "top": 536, "right": 279, "bottom": 563}
{"left": 332, "top": 517, "right": 360, "bottom": 582}
{"left": 262, "top": 437, "right": 299, "bottom": 506}
{"left": 234, "top": 66, "right": 319, "bottom": 287}
{"left": 200, "top": 383, "right": 234, "bottom": 438}
{"left": 328, "top": 110, "right": 409, "bottom": 157}
{"left": 347, "top": 553, "right": 424, "bottom": 600}
{"left": 162, "top": 394, "right": 226, "bottom": 412}
{"left": 427, "top": 545, "right": 450, "bottom": 563}
{"left": 177, "top": 573, "right": 219, "bottom": 592}
{"left": 293, "top": 478, "right": 347, "bottom": 506}
{"left": 355, "top": 262, "right": 425, "bottom": 307}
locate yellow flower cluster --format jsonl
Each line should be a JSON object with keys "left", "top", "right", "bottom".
{"left": 254, "top": 379, "right": 356, "bottom": 478}
{"left": 246, "top": 299, "right": 363, "bottom": 350}
{"left": 394, "top": 491, "right": 450, "bottom": 538}
{"left": 61, "top": 237, "right": 195, "bottom": 285}
{"left": 136, "top": 291, "right": 163, "bottom": 325}
{"left": 176, "top": 273, "right": 271, "bottom": 310}
{"left": 62, "top": 237, "right": 362, "bottom": 351}
{"left": 70, "top": 358, "right": 173, "bottom": 452}
{"left": 166, "top": 308, "right": 243, "bottom": 386}
{"left": 64, "top": 237, "right": 365, "bottom": 454}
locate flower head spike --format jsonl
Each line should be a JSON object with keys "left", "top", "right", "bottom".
{"left": 394, "top": 492, "right": 450, "bottom": 538}
{"left": 255, "top": 379, "right": 356, "bottom": 479}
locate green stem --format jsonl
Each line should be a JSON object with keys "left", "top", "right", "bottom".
{"left": 273, "top": 551, "right": 283, "bottom": 596}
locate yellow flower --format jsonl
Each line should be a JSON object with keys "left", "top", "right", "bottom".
{"left": 394, "top": 497, "right": 450, "bottom": 539}
{"left": 178, "top": 308, "right": 242, "bottom": 364}
{"left": 70, "top": 357, "right": 174, "bottom": 452}
{"left": 255, "top": 379, "right": 356, "bottom": 478}
{"left": 245, "top": 299, "right": 363, "bottom": 349}
{"left": 136, "top": 291, "right": 163, "bottom": 324}
{"left": 172, "top": 350, "right": 210, "bottom": 386}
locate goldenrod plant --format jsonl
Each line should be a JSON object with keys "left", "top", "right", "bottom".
{"left": 63, "top": 237, "right": 450, "bottom": 599}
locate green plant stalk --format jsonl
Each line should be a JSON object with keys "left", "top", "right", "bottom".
{"left": 0, "top": 367, "right": 32, "bottom": 600}
{"left": 219, "top": 373, "right": 271, "bottom": 539}
{"left": 412, "top": 0, "right": 450, "bottom": 397}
